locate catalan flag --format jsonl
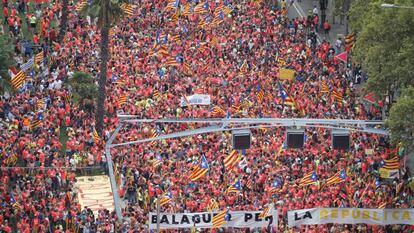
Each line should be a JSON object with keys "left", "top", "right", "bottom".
{"left": 10, "top": 192, "right": 21, "bottom": 210}
{"left": 212, "top": 209, "right": 230, "bottom": 228}
{"left": 210, "top": 11, "right": 224, "bottom": 27}
{"left": 11, "top": 70, "right": 26, "bottom": 89}
{"left": 278, "top": 81, "right": 289, "bottom": 103}
{"left": 326, "top": 169, "right": 347, "bottom": 186}
{"left": 159, "top": 189, "right": 173, "bottom": 206}
{"left": 381, "top": 157, "right": 399, "bottom": 170}
{"left": 182, "top": 62, "right": 192, "bottom": 75}
{"left": 230, "top": 103, "right": 241, "bottom": 112}
{"left": 299, "top": 171, "right": 318, "bottom": 186}
{"left": 211, "top": 106, "right": 226, "bottom": 117}
{"left": 226, "top": 180, "right": 241, "bottom": 193}
{"left": 238, "top": 61, "right": 248, "bottom": 76}
{"left": 222, "top": 6, "right": 233, "bottom": 15}
{"left": 321, "top": 82, "right": 329, "bottom": 93}
{"left": 6, "top": 154, "right": 18, "bottom": 166}
{"left": 76, "top": 0, "right": 87, "bottom": 12}
{"left": 117, "top": 94, "right": 127, "bottom": 106}
{"left": 93, "top": 129, "right": 101, "bottom": 145}
{"left": 378, "top": 202, "right": 387, "bottom": 209}
{"left": 257, "top": 85, "right": 265, "bottom": 103}
{"left": 332, "top": 90, "right": 343, "bottom": 102}
{"left": 171, "top": 11, "right": 179, "bottom": 23}
{"left": 259, "top": 203, "right": 274, "bottom": 219}
{"left": 269, "top": 180, "right": 281, "bottom": 194}
{"left": 120, "top": 3, "right": 134, "bottom": 16}
{"left": 206, "top": 198, "right": 219, "bottom": 212}
{"left": 165, "top": 57, "right": 180, "bottom": 67}
{"left": 35, "top": 51, "right": 44, "bottom": 64}
{"left": 149, "top": 129, "right": 159, "bottom": 146}
{"left": 170, "top": 35, "right": 180, "bottom": 43}
{"left": 194, "top": 1, "right": 208, "bottom": 14}
{"left": 153, "top": 90, "right": 161, "bottom": 99}
{"left": 152, "top": 154, "right": 163, "bottom": 168}
{"left": 31, "top": 119, "right": 42, "bottom": 130}
{"left": 165, "top": 0, "right": 179, "bottom": 11}
{"left": 189, "top": 155, "right": 209, "bottom": 181}
{"left": 223, "top": 150, "right": 241, "bottom": 170}
{"left": 181, "top": 3, "right": 191, "bottom": 17}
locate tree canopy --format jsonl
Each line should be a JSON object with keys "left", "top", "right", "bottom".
{"left": 349, "top": 0, "right": 414, "bottom": 98}
{"left": 349, "top": 0, "right": 414, "bottom": 149}
{"left": 386, "top": 87, "right": 414, "bottom": 150}
{"left": 0, "top": 34, "right": 16, "bottom": 94}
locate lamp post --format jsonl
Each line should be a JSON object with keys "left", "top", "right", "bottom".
{"left": 380, "top": 3, "right": 414, "bottom": 9}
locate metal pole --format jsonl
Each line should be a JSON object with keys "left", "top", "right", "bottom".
{"left": 156, "top": 197, "right": 161, "bottom": 233}
{"left": 104, "top": 123, "right": 124, "bottom": 222}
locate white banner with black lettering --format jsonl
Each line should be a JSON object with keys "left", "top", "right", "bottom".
{"left": 288, "top": 208, "right": 414, "bottom": 227}
{"left": 149, "top": 210, "right": 278, "bottom": 229}
{"left": 180, "top": 94, "right": 211, "bottom": 107}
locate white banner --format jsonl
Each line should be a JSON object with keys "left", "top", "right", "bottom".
{"left": 180, "top": 94, "right": 211, "bottom": 107}
{"left": 288, "top": 208, "right": 414, "bottom": 227}
{"left": 149, "top": 210, "right": 278, "bottom": 229}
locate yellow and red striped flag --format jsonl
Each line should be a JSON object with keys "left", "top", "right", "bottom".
{"left": 259, "top": 204, "right": 274, "bottom": 219}
{"left": 206, "top": 198, "right": 219, "bottom": 212}
{"left": 35, "top": 51, "right": 44, "bottom": 64}
{"left": 11, "top": 71, "right": 26, "bottom": 89}
{"left": 223, "top": 150, "right": 240, "bottom": 170}
{"left": 189, "top": 156, "right": 209, "bottom": 181}
{"left": 93, "top": 129, "right": 101, "bottom": 145}
{"left": 321, "top": 81, "right": 329, "bottom": 93}
{"left": 117, "top": 94, "right": 127, "bottom": 106}
{"left": 120, "top": 3, "right": 134, "bottom": 16}
{"left": 212, "top": 209, "right": 230, "bottom": 228}
{"left": 76, "top": 1, "right": 87, "bottom": 12}
{"left": 211, "top": 106, "right": 226, "bottom": 118}
{"left": 381, "top": 157, "right": 399, "bottom": 170}
{"left": 332, "top": 90, "right": 343, "bottom": 102}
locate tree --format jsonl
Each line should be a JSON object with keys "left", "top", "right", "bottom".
{"left": 349, "top": 0, "right": 414, "bottom": 148}
{"left": 58, "top": 0, "right": 69, "bottom": 41}
{"left": 79, "top": 0, "right": 127, "bottom": 135}
{"left": 385, "top": 87, "right": 414, "bottom": 150}
{"left": 67, "top": 71, "right": 98, "bottom": 107}
{"left": 349, "top": 0, "right": 414, "bottom": 99}
{"left": 0, "top": 34, "right": 15, "bottom": 94}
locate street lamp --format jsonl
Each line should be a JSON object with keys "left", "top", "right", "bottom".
{"left": 380, "top": 3, "right": 414, "bottom": 9}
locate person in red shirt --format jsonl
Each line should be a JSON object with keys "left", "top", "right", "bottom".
{"left": 323, "top": 20, "right": 331, "bottom": 36}
{"left": 3, "top": 7, "right": 8, "bottom": 24}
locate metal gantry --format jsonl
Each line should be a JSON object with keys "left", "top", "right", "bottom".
{"left": 105, "top": 115, "right": 388, "bottom": 221}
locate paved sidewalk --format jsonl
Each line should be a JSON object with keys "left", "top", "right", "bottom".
{"left": 289, "top": 0, "right": 348, "bottom": 44}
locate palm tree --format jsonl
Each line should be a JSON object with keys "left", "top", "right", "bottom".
{"left": 58, "top": 0, "right": 69, "bottom": 41}
{"left": 80, "top": 0, "right": 127, "bottom": 136}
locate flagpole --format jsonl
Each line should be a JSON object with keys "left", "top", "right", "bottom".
{"left": 156, "top": 196, "right": 161, "bottom": 233}
{"left": 356, "top": 184, "right": 370, "bottom": 207}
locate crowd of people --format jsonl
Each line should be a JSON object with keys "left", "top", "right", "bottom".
{"left": 0, "top": 0, "right": 413, "bottom": 232}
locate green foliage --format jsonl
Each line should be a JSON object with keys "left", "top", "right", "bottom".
{"left": 80, "top": 0, "right": 127, "bottom": 28}
{"left": 68, "top": 72, "right": 98, "bottom": 103}
{"left": 0, "top": 34, "right": 16, "bottom": 93}
{"left": 349, "top": 0, "right": 414, "bottom": 97}
{"left": 386, "top": 87, "right": 414, "bottom": 150}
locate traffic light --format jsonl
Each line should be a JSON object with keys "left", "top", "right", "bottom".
{"left": 345, "top": 33, "right": 355, "bottom": 52}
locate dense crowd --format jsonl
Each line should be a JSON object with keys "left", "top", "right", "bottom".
{"left": 0, "top": 0, "right": 413, "bottom": 232}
